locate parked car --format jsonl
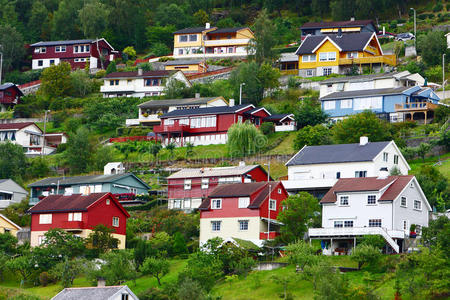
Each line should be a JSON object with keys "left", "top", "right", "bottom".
{"left": 396, "top": 32, "right": 415, "bottom": 41}
{"left": 377, "top": 32, "right": 396, "bottom": 39}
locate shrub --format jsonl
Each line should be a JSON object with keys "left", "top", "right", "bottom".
{"left": 294, "top": 124, "right": 331, "bottom": 149}
{"left": 433, "top": 3, "right": 443, "bottom": 12}
{"left": 351, "top": 244, "right": 381, "bottom": 270}
{"left": 260, "top": 122, "right": 274, "bottom": 135}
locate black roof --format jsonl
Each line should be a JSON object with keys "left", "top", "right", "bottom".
{"left": 263, "top": 114, "right": 294, "bottom": 121}
{"left": 286, "top": 141, "right": 391, "bottom": 166}
{"left": 209, "top": 27, "right": 246, "bottom": 34}
{"left": 138, "top": 97, "right": 221, "bottom": 109}
{"left": 174, "top": 27, "right": 212, "bottom": 34}
{"left": 301, "top": 20, "right": 375, "bottom": 30}
{"left": 30, "top": 39, "right": 94, "bottom": 47}
{"left": 320, "top": 86, "right": 411, "bottom": 101}
{"left": 160, "top": 104, "right": 253, "bottom": 118}
{"left": 295, "top": 32, "right": 374, "bottom": 55}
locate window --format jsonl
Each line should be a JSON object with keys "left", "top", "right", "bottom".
{"left": 50, "top": 60, "right": 55, "bottom": 65}
{"left": 269, "top": 199, "right": 276, "bottom": 211}
{"left": 323, "top": 100, "right": 335, "bottom": 110}
{"left": 201, "top": 178, "right": 209, "bottom": 189}
{"left": 306, "top": 69, "right": 314, "bottom": 77}
{"left": 369, "top": 219, "right": 382, "bottom": 227}
{"left": 302, "top": 54, "right": 316, "bottom": 62}
{"left": 238, "top": 197, "right": 250, "bottom": 208}
{"left": 211, "top": 199, "right": 222, "bottom": 209}
{"left": 334, "top": 221, "right": 343, "bottom": 228}
{"left": 74, "top": 44, "right": 90, "bottom": 53}
{"left": 340, "top": 99, "right": 352, "bottom": 109}
{"left": 184, "top": 198, "right": 191, "bottom": 208}
{"left": 39, "top": 214, "right": 52, "bottom": 224}
{"left": 319, "top": 52, "right": 336, "bottom": 61}
{"left": 121, "top": 294, "right": 129, "bottom": 300}
{"left": 38, "top": 235, "right": 46, "bottom": 245}
{"left": 68, "top": 212, "right": 82, "bottom": 221}
{"left": 112, "top": 217, "right": 119, "bottom": 227}
{"left": 354, "top": 96, "right": 382, "bottom": 110}
{"left": 346, "top": 52, "right": 358, "bottom": 58}
{"left": 184, "top": 179, "right": 191, "bottom": 190}
{"left": 344, "top": 220, "right": 354, "bottom": 227}
{"left": 179, "top": 35, "right": 188, "bottom": 42}
{"left": 55, "top": 46, "right": 66, "bottom": 52}
{"left": 228, "top": 47, "right": 234, "bottom": 53}
{"left": 278, "top": 188, "right": 282, "bottom": 194}
{"left": 401, "top": 197, "right": 407, "bottom": 207}
{"left": 178, "top": 49, "right": 183, "bottom": 55}
{"left": 355, "top": 171, "right": 367, "bottom": 178}
{"left": 106, "top": 199, "right": 110, "bottom": 205}
{"left": 403, "top": 220, "right": 408, "bottom": 231}
{"left": 109, "top": 80, "right": 119, "bottom": 86}
{"left": 239, "top": 220, "right": 249, "bottom": 231}
{"left": 173, "top": 199, "right": 182, "bottom": 209}
{"left": 383, "top": 152, "right": 389, "bottom": 162}
{"left": 38, "top": 60, "right": 43, "bottom": 67}
{"left": 394, "top": 155, "right": 399, "bottom": 164}
{"left": 40, "top": 47, "right": 46, "bottom": 53}
{"left": 189, "top": 34, "right": 197, "bottom": 41}
{"left": 340, "top": 196, "right": 349, "bottom": 206}
{"left": 336, "top": 172, "right": 341, "bottom": 179}
{"left": 414, "top": 200, "right": 422, "bottom": 210}
{"left": 211, "top": 221, "right": 221, "bottom": 231}
{"left": 367, "top": 195, "right": 376, "bottom": 205}
{"left": 323, "top": 67, "right": 332, "bottom": 76}
{"left": 416, "top": 225, "right": 421, "bottom": 234}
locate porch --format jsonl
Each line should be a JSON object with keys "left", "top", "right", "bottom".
{"left": 395, "top": 102, "right": 439, "bottom": 124}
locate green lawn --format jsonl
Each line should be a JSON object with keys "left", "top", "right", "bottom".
{"left": 409, "top": 152, "right": 450, "bottom": 179}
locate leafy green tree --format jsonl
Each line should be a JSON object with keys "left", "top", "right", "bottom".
{"left": 178, "top": 277, "right": 205, "bottom": 300}
{"left": 40, "top": 228, "right": 86, "bottom": 259}
{"left": 27, "top": 1, "right": 49, "bottom": 42}
{"left": 285, "top": 240, "right": 317, "bottom": 272}
{"left": 91, "top": 250, "right": 138, "bottom": 286}
{"left": 417, "top": 30, "right": 449, "bottom": 66}
{"left": 332, "top": 111, "right": 391, "bottom": 144}
{"left": 51, "top": 0, "right": 83, "bottom": 40}
{"left": 40, "top": 62, "right": 73, "bottom": 98}
{"left": 248, "top": 9, "right": 278, "bottom": 65}
{"left": 146, "top": 25, "right": 176, "bottom": 50}
{"left": 70, "top": 70, "right": 95, "bottom": 97}
{"left": 415, "top": 165, "right": 449, "bottom": 211}
{"left": 50, "top": 258, "right": 86, "bottom": 288}
{"left": 357, "top": 235, "right": 385, "bottom": 250}
{"left": 294, "top": 99, "right": 328, "bottom": 128}
{"left": 64, "top": 126, "right": 96, "bottom": 174}
{"left": 28, "top": 157, "right": 51, "bottom": 179}
{"left": 294, "top": 124, "right": 331, "bottom": 149}
{"left": 78, "top": 0, "right": 110, "bottom": 38}
{"left": 351, "top": 244, "right": 381, "bottom": 270}
{"left": 6, "top": 254, "right": 36, "bottom": 283}
{"left": 415, "top": 142, "right": 431, "bottom": 162}
{"left": 155, "top": 4, "right": 192, "bottom": 29}
{"left": 277, "top": 192, "right": 321, "bottom": 243}
{"left": 140, "top": 257, "right": 169, "bottom": 286}
{"left": 163, "top": 79, "right": 191, "bottom": 99}
{"left": 0, "top": 24, "right": 26, "bottom": 71}
{"left": 2, "top": 198, "right": 30, "bottom": 227}
{"left": 422, "top": 216, "right": 450, "bottom": 255}
{"left": 193, "top": 9, "right": 209, "bottom": 26}
{"left": 123, "top": 46, "right": 137, "bottom": 61}
{"left": 227, "top": 122, "right": 266, "bottom": 157}
{"left": 165, "top": 142, "right": 176, "bottom": 160}
{"left": 0, "top": 252, "right": 9, "bottom": 281}
{"left": 313, "top": 263, "right": 351, "bottom": 300}
{"left": 86, "top": 224, "right": 119, "bottom": 254}
{"left": 0, "top": 232, "right": 18, "bottom": 255}
{"left": 185, "top": 142, "right": 194, "bottom": 159}
{"left": 172, "top": 232, "right": 188, "bottom": 255}
{"left": 230, "top": 256, "right": 256, "bottom": 278}
{"left": 0, "top": 142, "right": 28, "bottom": 182}
{"left": 106, "top": 61, "right": 117, "bottom": 74}
{"left": 150, "top": 43, "right": 171, "bottom": 57}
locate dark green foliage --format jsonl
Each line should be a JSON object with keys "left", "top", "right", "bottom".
{"left": 0, "top": 142, "right": 27, "bottom": 182}
{"left": 260, "top": 122, "right": 274, "bottom": 135}
{"left": 64, "top": 126, "right": 96, "bottom": 174}
{"left": 352, "top": 244, "right": 381, "bottom": 270}
{"left": 41, "top": 228, "right": 86, "bottom": 259}
{"left": 140, "top": 257, "right": 170, "bottom": 285}
{"left": 2, "top": 198, "right": 31, "bottom": 227}
{"left": 172, "top": 232, "right": 188, "bottom": 255}
{"left": 422, "top": 216, "right": 450, "bottom": 256}
{"left": 227, "top": 122, "right": 267, "bottom": 157}
{"left": 49, "top": 258, "right": 86, "bottom": 288}
{"left": 415, "top": 165, "right": 449, "bottom": 211}
{"left": 417, "top": 30, "right": 449, "bottom": 66}
{"left": 86, "top": 224, "right": 119, "bottom": 254}
{"left": 357, "top": 235, "right": 385, "bottom": 250}
{"left": 87, "top": 250, "right": 138, "bottom": 286}
{"left": 27, "top": 157, "right": 50, "bottom": 179}
{"left": 294, "top": 124, "right": 331, "bottom": 149}
{"left": 0, "top": 232, "right": 18, "bottom": 255}
{"left": 138, "top": 287, "right": 171, "bottom": 300}
{"left": 106, "top": 61, "right": 117, "bottom": 74}
{"left": 39, "top": 62, "right": 73, "bottom": 98}
{"left": 248, "top": 9, "right": 278, "bottom": 65}
{"left": 294, "top": 100, "right": 328, "bottom": 128}
{"left": 0, "top": 24, "right": 26, "bottom": 71}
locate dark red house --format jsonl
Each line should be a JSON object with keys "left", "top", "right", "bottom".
{"left": 30, "top": 38, "right": 117, "bottom": 71}
{"left": 153, "top": 104, "right": 272, "bottom": 146}
{"left": 0, "top": 83, "right": 23, "bottom": 111}
{"left": 167, "top": 164, "right": 271, "bottom": 210}
{"left": 29, "top": 192, "right": 129, "bottom": 249}
{"left": 198, "top": 181, "right": 289, "bottom": 247}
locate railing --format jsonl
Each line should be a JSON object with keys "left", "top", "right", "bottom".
{"left": 186, "top": 67, "right": 235, "bottom": 80}
{"left": 204, "top": 38, "right": 250, "bottom": 46}
{"left": 153, "top": 123, "right": 192, "bottom": 133}
{"left": 109, "top": 136, "right": 156, "bottom": 143}
{"left": 260, "top": 232, "right": 280, "bottom": 240}
{"left": 395, "top": 102, "right": 439, "bottom": 111}
{"left": 280, "top": 69, "right": 299, "bottom": 76}
{"left": 339, "top": 54, "right": 397, "bottom": 66}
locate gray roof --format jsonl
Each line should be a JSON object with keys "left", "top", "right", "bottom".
{"left": 52, "top": 286, "right": 131, "bottom": 300}
{"left": 160, "top": 104, "right": 252, "bottom": 118}
{"left": 0, "top": 179, "right": 8, "bottom": 184}
{"left": 209, "top": 27, "right": 246, "bottom": 34}
{"left": 165, "top": 59, "right": 204, "bottom": 66}
{"left": 320, "top": 72, "right": 403, "bottom": 84}
{"left": 138, "top": 97, "right": 221, "bottom": 109}
{"left": 286, "top": 141, "right": 391, "bottom": 166}
{"left": 279, "top": 53, "right": 298, "bottom": 62}
{"left": 174, "top": 27, "right": 211, "bottom": 34}
{"left": 28, "top": 173, "right": 150, "bottom": 189}
{"left": 320, "top": 87, "right": 411, "bottom": 101}
{"left": 30, "top": 39, "right": 94, "bottom": 47}
{"left": 167, "top": 165, "right": 262, "bottom": 179}
{"left": 296, "top": 32, "right": 374, "bottom": 55}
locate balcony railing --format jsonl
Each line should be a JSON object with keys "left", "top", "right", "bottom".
{"left": 395, "top": 102, "right": 439, "bottom": 111}
{"left": 153, "top": 123, "right": 193, "bottom": 133}
{"left": 339, "top": 54, "right": 396, "bottom": 66}
{"left": 204, "top": 38, "right": 250, "bottom": 46}
{"left": 260, "top": 232, "right": 280, "bottom": 240}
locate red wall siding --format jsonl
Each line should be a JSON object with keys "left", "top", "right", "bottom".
{"left": 200, "top": 196, "right": 260, "bottom": 218}
{"left": 216, "top": 113, "right": 236, "bottom": 132}
{"left": 0, "top": 87, "right": 20, "bottom": 104}
{"left": 246, "top": 167, "right": 269, "bottom": 182}
{"left": 259, "top": 182, "right": 289, "bottom": 219}
{"left": 31, "top": 211, "right": 89, "bottom": 231}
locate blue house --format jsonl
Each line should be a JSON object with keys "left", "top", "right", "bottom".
{"left": 320, "top": 86, "right": 441, "bottom": 123}
{"left": 28, "top": 173, "right": 150, "bottom": 205}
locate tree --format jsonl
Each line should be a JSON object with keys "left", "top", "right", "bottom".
{"left": 27, "top": 1, "right": 49, "bottom": 42}
{"left": 106, "top": 61, "right": 117, "bottom": 74}
{"left": 123, "top": 46, "right": 137, "bottom": 61}
{"left": 86, "top": 224, "right": 119, "bottom": 254}
{"left": 178, "top": 277, "right": 205, "bottom": 300}
{"left": 40, "top": 62, "right": 73, "bottom": 98}
{"left": 0, "top": 24, "right": 26, "bottom": 71}
{"left": 248, "top": 9, "right": 278, "bottom": 65}
{"left": 332, "top": 111, "right": 391, "bottom": 144}
{"left": 150, "top": 143, "right": 162, "bottom": 162}
{"left": 417, "top": 30, "right": 448, "bottom": 66}
{"left": 78, "top": 0, "right": 110, "bottom": 38}
{"left": 277, "top": 192, "right": 321, "bottom": 243}
{"left": 230, "top": 256, "right": 256, "bottom": 278}
{"left": 90, "top": 250, "right": 138, "bottom": 286}
{"left": 50, "top": 258, "right": 86, "bottom": 288}
{"left": 0, "top": 142, "right": 28, "bottom": 182}
{"left": 185, "top": 142, "right": 194, "bottom": 159}
{"left": 40, "top": 228, "right": 86, "bottom": 259}
{"left": 294, "top": 99, "right": 328, "bottom": 128}
{"left": 415, "top": 165, "right": 449, "bottom": 211}
{"left": 357, "top": 235, "right": 385, "bottom": 250}
{"left": 51, "top": 0, "right": 83, "bottom": 40}
{"left": 6, "top": 254, "right": 36, "bottom": 283}
{"left": 28, "top": 157, "right": 50, "bottom": 179}
{"left": 294, "top": 124, "right": 331, "bottom": 149}
{"left": 70, "top": 70, "right": 95, "bottom": 97}
{"left": 150, "top": 43, "right": 171, "bottom": 57}
{"left": 285, "top": 240, "right": 317, "bottom": 272}
{"left": 227, "top": 122, "right": 267, "bottom": 157}
{"left": 172, "top": 232, "right": 188, "bottom": 255}
{"left": 0, "top": 252, "right": 9, "bottom": 281}
{"left": 415, "top": 142, "right": 431, "bottom": 162}
{"left": 193, "top": 9, "right": 209, "bottom": 26}
{"left": 154, "top": 4, "right": 192, "bottom": 29}
{"left": 146, "top": 25, "right": 176, "bottom": 50}
{"left": 0, "top": 232, "right": 18, "bottom": 255}
{"left": 351, "top": 244, "right": 381, "bottom": 269}
{"left": 163, "top": 79, "right": 191, "bottom": 99}
{"left": 64, "top": 126, "right": 96, "bottom": 174}
{"left": 140, "top": 257, "right": 169, "bottom": 286}
{"left": 421, "top": 216, "right": 450, "bottom": 254}
{"left": 165, "top": 143, "right": 176, "bottom": 160}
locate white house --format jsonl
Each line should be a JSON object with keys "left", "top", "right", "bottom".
{"left": 308, "top": 173, "right": 431, "bottom": 254}
{"left": 0, "top": 179, "right": 28, "bottom": 209}
{"left": 52, "top": 285, "right": 138, "bottom": 300}
{"left": 100, "top": 69, "right": 191, "bottom": 98}
{"left": 282, "top": 137, "right": 410, "bottom": 198}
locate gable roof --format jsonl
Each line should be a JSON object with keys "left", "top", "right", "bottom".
{"left": 30, "top": 39, "right": 95, "bottom": 47}
{"left": 164, "top": 59, "right": 204, "bottom": 66}
{"left": 28, "top": 173, "right": 150, "bottom": 190}
{"left": 320, "top": 72, "right": 405, "bottom": 84}
{"left": 320, "top": 175, "right": 414, "bottom": 203}
{"left": 295, "top": 32, "right": 375, "bottom": 55}
{"left": 104, "top": 70, "right": 172, "bottom": 79}
{"left": 0, "top": 122, "right": 39, "bottom": 131}
{"left": 167, "top": 165, "right": 265, "bottom": 179}
{"left": 28, "top": 192, "right": 130, "bottom": 217}
{"left": 0, "top": 83, "right": 24, "bottom": 96}
{"left": 286, "top": 141, "right": 391, "bottom": 166}
{"left": 244, "top": 107, "right": 271, "bottom": 116}
{"left": 301, "top": 20, "right": 376, "bottom": 30}
{"left": 138, "top": 97, "right": 223, "bottom": 109}
{"left": 160, "top": 104, "right": 253, "bottom": 118}
{"left": 208, "top": 27, "right": 246, "bottom": 34}
{"left": 0, "top": 213, "right": 22, "bottom": 231}
{"left": 263, "top": 114, "right": 294, "bottom": 122}
{"left": 51, "top": 285, "right": 136, "bottom": 300}
{"left": 174, "top": 26, "right": 215, "bottom": 34}
{"left": 319, "top": 86, "right": 412, "bottom": 101}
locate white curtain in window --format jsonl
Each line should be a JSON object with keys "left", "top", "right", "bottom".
{"left": 354, "top": 96, "right": 382, "bottom": 110}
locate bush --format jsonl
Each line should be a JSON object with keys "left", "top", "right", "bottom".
{"left": 260, "top": 122, "right": 274, "bottom": 135}
{"left": 351, "top": 244, "right": 381, "bottom": 270}
{"left": 39, "top": 272, "right": 50, "bottom": 286}
{"left": 433, "top": 3, "right": 443, "bottom": 12}
{"left": 294, "top": 124, "right": 331, "bottom": 149}
{"left": 138, "top": 287, "right": 170, "bottom": 300}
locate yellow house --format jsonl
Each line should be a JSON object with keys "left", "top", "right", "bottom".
{"left": 295, "top": 32, "right": 396, "bottom": 77}
{"left": 0, "top": 213, "right": 21, "bottom": 237}
{"left": 164, "top": 59, "right": 207, "bottom": 73}
{"left": 173, "top": 23, "right": 254, "bottom": 58}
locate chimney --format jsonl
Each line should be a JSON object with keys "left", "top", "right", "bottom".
{"left": 350, "top": 17, "right": 355, "bottom": 21}
{"left": 137, "top": 68, "right": 143, "bottom": 76}
{"left": 97, "top": 277, "right": 106, "bottom": 287}
{"left": 378, "top": 167, "right": 389, "bottom": 179}
{"left": 239, "top": 161, "right": 246, "bottom": 167}
{"left": 205, "top": 23, "right": 210, "bottom": 29}
{"left": 195, "top": 93, "right": 200, "bottom": 99}
{"left": 359, "top": 136, "right": 368, "bottom": 146}
{"left": 229, "top": 99, "right": 235, "bottom": 107}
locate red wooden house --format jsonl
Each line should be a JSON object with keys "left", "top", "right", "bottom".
{"left": 0, "top": 83, "right": 23, "bottom": 111}
{"left": 30, "top": 38, "right": 117, "bottom": 71}
{"left": 167, "top": 164, "right": 270, "bottom": 210}
{"left": 153, "top": 104, "right": 272, "bottom": 146}
{"left": 199, "top": 181, "right": 288, "bottom": 247}
{"left": 28, "top": 192, "right": 129, "bottom": 249}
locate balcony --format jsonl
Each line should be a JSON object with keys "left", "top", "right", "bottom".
{"left": 395, "top": 102, "right": 439, "bottom": 112}
{"left": 204, "top": 38, "right": 250, "bottom": 47}
{"left": 339, "top": 54, "right": 396, "bottom": 66}
{"left": 153, "top": 123, "right": 193, "bottom": 133}
{"left": 60, "top": 221, "right": 84, "bottom": 228}
{"left": 260, "top": 231, "right": 280, "bottom": 240}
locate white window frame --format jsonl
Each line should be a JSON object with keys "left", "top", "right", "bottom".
{"left": 302, "top": 54, "right": 316, "bottom": 62}
{"left": 238, "top": 197, "right": 250, "bottom": 208}
{"left": 414, "top": 200, "right": 422, "bottom": 210}
{"left": 355, "top": 171, "right": 367, "bottom": 178}
{"left": 339, "top": 196, "right": 349, "bottom": 206}
{"left": 323, "top": 100, "right": 336, "bottom": 110}
{"left": 319, "top": 52, "right": 336, "bottom": 61}
{"left": 73, "top": 212, "right": 82, "bottom": 221}
{"left": 112, "top": 216, "right": 119, "bottom": 227}
{"left": 344, "top": 220, "right": 354, "bottom": 227}
{"left": 189, "top": 34, "right": 197, "bottom": 42}
{"left": 323, "top": 67, "right": 332, "bottom": 76}
{"left": 394, "top": 155, "right": 399, "bottom": 164}
{"left": 383, "top": 152, "right": 389, "bottom": 162}
{"left": 55, "top": 46, "right": 66, "bottom": 52}
{"left": 334, "top": 221, "right": 343, "bottom": 228}
{"left": 211, "top": 221, "right": 221, "bottom": 232}
{"left": 238, "top": 220, "right": 249, "bottom": 231}
{"left": 346, "top": 52, "right": 358, "bottom": 58}
{"left": 306, "top": 69, "right": 314, "bottom": 77}
{"left": 179, "top": 35, "right": 188, "bottom": 42}
{"left": 400, "top": 196, "right": 407, "bottom": 207}
{"left": 39, "top": 214, "right": 52, "bottom": 224}
{"left": 201, "top": 178, "right": 209, "bottom": 189}
{"left": 340, "top": 99, "right": 352, "bottom": 109}
{"left": 367, "top": 195, "right": 376, "bottom": 205}
{"left": 369, "top": 219, "right": 382, "bottom": 227}
{"left": 173, "top": 199, "right": 182, "bottom": 209}
{"left": 269, "top": 199, "right": 276, "bottom": 211}
{"left": 211, "top": 198, "right": 222, "bottom": 209}
{"left": 184, "top": 179, "right": 191, "bottom": 190}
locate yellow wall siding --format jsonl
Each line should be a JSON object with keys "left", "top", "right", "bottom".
{"left": 236, "top": 28, "right": 255, "bottom": 39}
{"left": 298, "top": 40, "right": 340, "bottom": 69}
{"left": 165, "top": 64, "right": 203, "bottom": 72}
{"left": 174, "top": 33, "right": 203, "bottom": 48}
{"left": 0, "top": 217, "right": 19, "bottom": 237}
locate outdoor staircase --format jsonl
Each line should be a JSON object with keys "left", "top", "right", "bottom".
{"left": 378, "top": 228, "right": 400, "bottom": 253}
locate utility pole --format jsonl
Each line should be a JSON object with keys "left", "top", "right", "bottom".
{"left": 265, "top": 161, "right": 271, "bottom": 241}
{"left": 443, "top": 54, "right": 446, "bottom": 101}
{"left": 41, "top": 110, "right": 50, "bottom": 157}
{"left": 410, "top": 8, "right": 416, "bottom": 48}
{"left": 239, "top": 82, "right": 245, "bottom": 105}
{"left": 0, "top": 44, "right": 3, "bottom": 85}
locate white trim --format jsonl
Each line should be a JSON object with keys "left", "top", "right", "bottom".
{"left": 235, "top": 104, "right": 256, "bottom": 113}
{"left": 0, "top": 213, "right": 22, "bottom": 230}
{"left": 278, "top": 114, "right": 295, "bottom": 123}
{"left": 249, "top": 107, "right": 271, "bottom": 116}
{"left": 110, "top": 286, "right": 139, "bottom": 300}
{"left": 311, "top": 36, "right": 343, "bottom": 53}
{"left": 373, "top": 141, "right": 411, "bottom": 171}
{"left": 285, "top": 145, "right": 307, "bottom": 166}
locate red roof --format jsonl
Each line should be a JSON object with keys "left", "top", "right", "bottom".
{"left": 28, "top": 192, "right": 130, "bottom": 217}
{"left": 320, "top": 175, "right": 414, "bottom": 204}
{"left": 0, "top": 122, "right": 38, "bottom": 131}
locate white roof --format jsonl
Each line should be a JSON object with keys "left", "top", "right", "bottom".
{"left": 167, "top": 165, "right": 262, "bottom": 179}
